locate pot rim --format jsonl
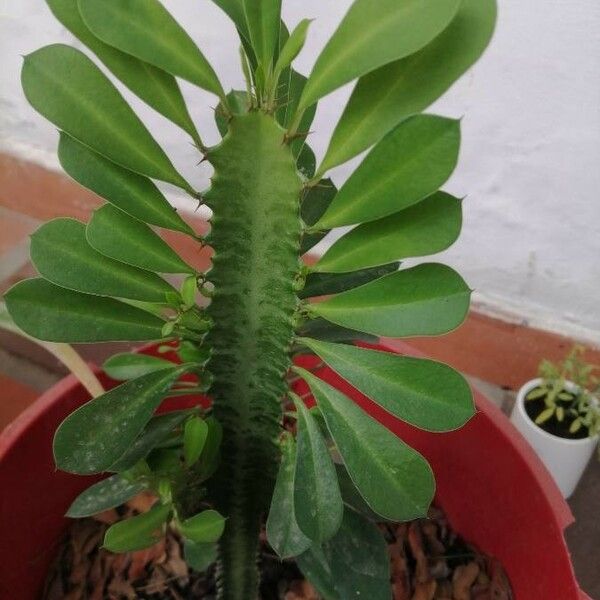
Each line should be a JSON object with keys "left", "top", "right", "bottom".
{"left": 516, "top": 378, "right": 599, "bottom": 446}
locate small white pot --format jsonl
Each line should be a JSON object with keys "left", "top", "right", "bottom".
{"left": 511, "top": 378, "right": 598, "bottom": 498}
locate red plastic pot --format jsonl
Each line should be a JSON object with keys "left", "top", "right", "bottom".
{"left": 0, "top": 343, "right": 590, "bottom": 599}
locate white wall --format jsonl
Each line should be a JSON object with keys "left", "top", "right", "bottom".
{"left": 1, "top": 1, "right": 599, "bottom": 343}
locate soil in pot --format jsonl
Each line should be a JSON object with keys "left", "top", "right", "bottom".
{"left": 43, "top": 494, "right": 513, "bottom": 600}
{"left": 524, "top": 387, "right": 588, "bottom": 440}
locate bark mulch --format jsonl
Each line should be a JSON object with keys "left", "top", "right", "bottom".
{"left": 44, "top": 496, "right": 512, "bottom": 600}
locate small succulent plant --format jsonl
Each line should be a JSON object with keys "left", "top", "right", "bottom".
{"left": 526, "top": 345, "right": 600, "bottom": 438}
{"left": 5, "top": 1, "right": 497, "bottom": 598}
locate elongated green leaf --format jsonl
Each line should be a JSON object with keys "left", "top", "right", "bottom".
{"left": 183, "top": 416, "right": 209, "bottom": 467}
{"left": 87, "top": 205, "right": 195, "bottom": 275}
{"left": 54, "top": 367, "right": 187, "bottom": 474}
{"left": 300, "top": 263, "right": 398, "bottom": 299}
{"left": 315, "top": 116, "right": 460, "bottom": 228}
{"left": 315, "top": 192, "right": 462, "bottom": 273}
{"left": 297, "top": 509, "right": 390, "bottom": 600}
{"left": 274, "top": 19, "right": 311, "bottom": 76}
{"left": 296, "top": 318, "right": 377, "bottom": 346}
{"left": 79, "top": 0, "right": 224, "bottom": 99}
{"left": 46, "top": 0, "right": 201, "bottom": 145}
{"left": 300, "top": 339, "right": 474, "bottom": 431}
{"left": 104, "top": 502, "right": 171, "bottom": 552}
{"left": 210, "top": 0, "right": 251, "bottom": 41}
{"left": 309, "top": 263, "right": 471, "bottom": 338}
{"left": 322, "top": 0, "right": 498, "bottom": 172}
{"left": 58, "top": 134, "right": 194, "bottom": 235}
{"left": 22, "top": 45, "right": 192, "bottom": 192}
{"left": 297, "top": 368, "right": 434, "bottom": 521}
{"left": 104, "top": 352, "right": 174, "bottom": 381}
{"left": 67, "top": 475, "right": 146, "bottom": 518}
{"left": 31, "top": 218, "right": 174, "bottom": 302}
{"left": 293, "top": 395, "right": 343, "bottom": 543}
{"left": 266, "top": 433, "right": 311, "bottom": 558}
{"left": 300, "top": 179, "right": 336, "bottom": 254}
{"left": 110, "top": 410, "right": 192, "bottom": 472}
{"left": 329, "top": 509, "right": 391, "bottom": 599}
{"left": 296, "top": 0, "right": 461, "bottom": 116}
{"left": 5, "top": 278, "right": 164, "bottom": 343}
{"left": 179, "top": 509, "right": 225, "bottom": 543}
{"left": 242, "top": 0, "right": 281, "bottom": 68}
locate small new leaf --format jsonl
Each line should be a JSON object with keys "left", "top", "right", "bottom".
{"left": 184, "top": 416, "right": 209, "bottom": 467}
{"left": 103, "top": 502, "right": 171, "bottom": 553}
{"left": 179, "top": 509, "right": 226, "bottom": 543}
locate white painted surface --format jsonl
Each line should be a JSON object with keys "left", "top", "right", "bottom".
{"left": 511, "top": 378, "right": 599, "bottom": 498}
{"left": 1, "top": 1, "right": 599, "bottom": 342}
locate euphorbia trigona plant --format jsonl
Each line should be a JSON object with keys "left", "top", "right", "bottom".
{"left": 5, "top": 0, "right": 497, "bottom": 597}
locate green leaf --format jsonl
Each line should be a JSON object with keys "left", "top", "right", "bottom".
{"left": 193, "top": 416, "right": 223, "bottom": 480}
{"left": 315, "top": 192, "right": 462, "bottom": 273}
{"left": 184, "top": 539, "right": 218, "bottom": 572}
{"left": 54, "top": 366, "right": 187, "bottom": 474}
{"left": 335, "top": 464, "right": 382, "bottom": 521}
{"left": 22, "top": 45, "right": 192, "bottom": 192}
{"left": 327, "top": 509, "right": 391, "bottom": 599}
{"left": 46, "top": 0, "right": 202, "bottom": 146}
{"left": 296, "top": 547, "right": 340, "bottom": 600}
{"left": 79, "top": 0, "right": 225, "bottom": 99}
{"left": 297, "top": 509, "right": 390, "bottom": 600}
{"left": 181, "top": 275, "right": 198, "bottom": 310}
{"left": 315, "top": 115, "right": 460, "bottom": 228}
{"left": 296, "top": 318, "right": 378, "bottom": 346}
{"left": 58, "top": 134, "right": 194, "bottom": 235}
{"left": 266, "top": 433, "right": 311, "bottom": 558}
{"left": 322, "top": 0, "right": 497, "bottom": 172}
{"left": 296, "top": 368, "right": 435, "bottom": 521}
{"left": 210, "top": 0, "right": 250, "bottom": 40}
{"left": 103, "top": 352, "right": 174, "bottom": 381}
{"left": 104, "top": 502, "right": 171, "bottom": 553}
{"left": 31, "top": 218, "right": 175, "bottom": 302}
{"left": 308, "top": 263, "right": 471, "bottom": 338}
{"left": 299, "top": 339, "right": 474, "bottom": 432}
{"left": 299, "top": 179, "right": 337, "bottom": 255}
{"left": 179, "top": 509, "right": 226, "bottom": 543}
{"left": 299, "top": 263, "right": 398, "bottom": 299}
{"left": 289, "top": 73, "right": 318, "bottom": 161}
{"left": 292, "top": 395, "right": 343, "bottom": 543}
{"left": 296, "top": 0, "right": 461, "bottom": 116}
{"left": 183, "top": 416, "right": 209, "bottom": 467}
{"left": 66, "top": 474, "right": 146, "bottom": 518}
{"left": 4, "top": 278, "right": 164, "bottom": 343}
{"left": 297, "top": 143, "right": 316, "bottom": 179}
{"left": 526, "top": 387, "right": 547, "bottom": 401}
{"left": 242, "top": 0, "right": 282, "bottom": 69}
{"left": 535, "top": 407, "right": 555, "bottom": 425}
{"left": 87, "top": 205, "right": 195, "bottom": 275}
{"left": 570, "top": 418, "right": 583, "bottom": 434}
{"left": 110, "top": 410, "right": 192, "bottom": 472}
{"left": 274, "top": 19, "right": 312, "bottom": 77}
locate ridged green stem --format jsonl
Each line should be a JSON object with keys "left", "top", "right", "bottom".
{"left": 203, "top": 112, "right": 303, "bottom": 599}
